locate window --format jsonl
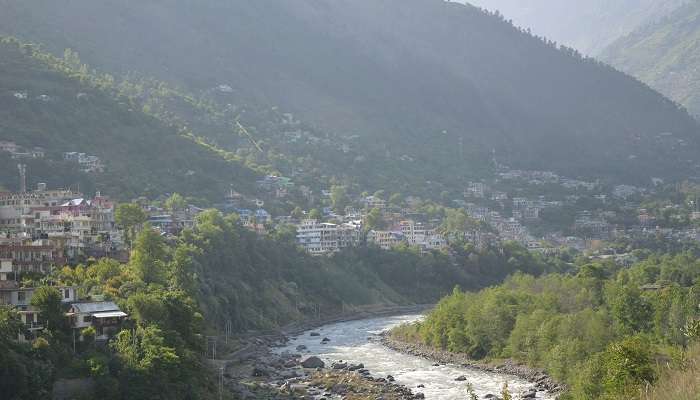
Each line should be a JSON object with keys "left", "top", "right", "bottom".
{"left": 17, "top": 291, "right": 25, "bottom": 302}
{"left": 64, "top": 289, "right": 70, "bottom": 299}
{"left": 83, "top": 316, "right": 91, "bottom": 323}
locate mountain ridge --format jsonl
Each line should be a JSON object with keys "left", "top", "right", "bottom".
{"left": 1, "top": 0, "right": 699, "bottom": 186}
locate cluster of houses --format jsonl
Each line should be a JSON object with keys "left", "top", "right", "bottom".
{"left": 0, "top": 140, "right": 45, "bottom": 160}
{"left": 0, "top": 276, "right": 127, "bottom": 343}
{"left": 0, "top": 141, "right": 105, "bottom": 174}
{"left": 0, "top": 182, "right": 128, "bottom": 343}
{"left": 62, "top": 152, "right": 104, "bottom": 173}
{"left": 0, "top": 184, "right": 122, "bottom": 268}
{"left": 296, "top": 219, "right": 449, "bottom": 255}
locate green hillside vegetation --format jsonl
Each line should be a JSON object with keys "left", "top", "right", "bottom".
{"left": 1, "top": 0, "right": 699, "bottom": 186}
{"left": 172, "top": 209, "right": 562, "bottom": 331}
{"left": 0, "top": 37, "right": 259, "bottom": 201}
{"left": 0, "top": 229, "right": 215, "bottom": 400}
{"left": 602, "top": 2, "right": 700, "bottom": 117}
{"left": 0, "top": 207, "right": 566, "bottom": 399}
{"left": 392, "top": 252, "right": 700, "bottom": 399}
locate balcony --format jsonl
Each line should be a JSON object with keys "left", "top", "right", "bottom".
{"left": 25, "top": 322, "right": 44, "bottom": 330}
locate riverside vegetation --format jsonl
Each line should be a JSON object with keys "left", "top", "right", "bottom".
{"left": 391, "top": 251, "right": 700, "bottom": 399}
{"left": 0, "top": 208, "right": 561, "bottom": 399}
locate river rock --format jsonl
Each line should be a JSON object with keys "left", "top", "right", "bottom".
{"left": 310, "top": 332, "right": 320, "bottom": 337}
{"left": 321, "top": 337, "right": 331, "bottom": 342}
{"left": 387, "top": 375, "right": 395, "bottom": 382}
{"left": 522, "top": 390, "right": 537, "bottom": 398}
{"left": 332, "top": 362, "right": 348, "bottom": 370}
{"left": 348, "top": 363, "right": 364, "bottom": 371}
{"left": 301, "top": 356, "right": 325, "bottom": 368}
{"left": 296, "top": 345, "right": 308, "bottom": 351}
{"left": 455, "top": 375, "right": 467, "bottom": 381}
{"left": 331, "top": 384, "right": 348, "bottom": 395}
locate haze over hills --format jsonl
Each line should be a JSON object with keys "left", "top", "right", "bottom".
{"left": 1, "top": 0, "right": 699, "bottom": 187}
{"left": 463, "top": 0, "right": 687, "bottom": 55}
{"left": 601, "top": 1, "right": 700, "bottom": 118}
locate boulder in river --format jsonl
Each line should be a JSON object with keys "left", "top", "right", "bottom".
{"left": 455, "top": 375, "right": 467, "bottom": 381}
{"left": 332, "top": 362, "right": 348, "bottom": 370}
{"left": 296, "top": 345, "right": 308, "bottom": 351}
{"left": 310, "top": 332, "right": 320, "bottom": 337}
{"left": 301, "top": 356, "right": 325, "bottom": 368}
{"left": 387, "top": 375, "right": 395, "bottom": 382}
{"left": 348, "top": 363, "right": 364, "bottom": 371}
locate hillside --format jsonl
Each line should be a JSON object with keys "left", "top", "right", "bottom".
{"left": 601, "top": 2, "right": 700, "bottom": 118}
{"left": 464, "top": 0, "right": 686, "bottom": 55}
{"left": 1, "top": 0, "right": 699, "bottom": 186}
{"left": 0, "top": 38, "right": 259, "bottom": 200}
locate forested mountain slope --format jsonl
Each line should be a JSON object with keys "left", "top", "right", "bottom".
{"left": 0, "top": 38, "right": 259, "bottom": 200}
{"left": 464, "top": 0, "right": 686, "bottom": 55}
{"left": 601, "top": 1, "right": 700, "bottom": 118}
{"left": 1, "top": 0, "right": 698, "bottom": 185}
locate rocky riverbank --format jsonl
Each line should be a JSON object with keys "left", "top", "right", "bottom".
{"left": 380, "top": 333, "right": 565, "bottom": 398}
{"left": 222, "top": 333, "right": 425, "bottom": 399}
{"left": 220, "top": 305, "right": 431, "bottom": 399}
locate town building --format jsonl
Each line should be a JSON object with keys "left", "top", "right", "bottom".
{"left": 67, "top": 301, "right": 128, "bottom": 341}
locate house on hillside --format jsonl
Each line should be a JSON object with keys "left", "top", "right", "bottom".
{"left": 67, "top": 301, "right": 127, "bottom": 341}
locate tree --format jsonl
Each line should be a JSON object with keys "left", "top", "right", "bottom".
{"left": 364, "top": 208, "right": 386, "bottom": 231}
{"left": 291, "top": 206, "right": 304, "bottom": 220}
{"left": 330, "top": 185, "right": 349, "bottom": 214}
{"left": 164, "top": 193, "right": 187, "bottom": 212}
{"left": 602, "top": 336, "right": 656, "bottom": 397}
{"left": 388, "top": 193, "right": 404, "bottom": 207}
{"left": 115, "top": 203, "right": 147, "bottom": 247}
{"left": 0, "top": 306, "right": 23, "bottom": 344}
{"left": 130, "top": 227, "right": 168, "bottom": 285}
{"left": 30, "top": 286, "right": 66, "bottom": 332}
{"left": 609, "top": 285, "right": 653, "bottom": 334}
{"left": 309, "top": 209, "right": 322, "bottom": 221}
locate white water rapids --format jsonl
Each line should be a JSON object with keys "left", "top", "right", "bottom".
{"left": 276, "top": 314, "right": 555, "bottom": 399}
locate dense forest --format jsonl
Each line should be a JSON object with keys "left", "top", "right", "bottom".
{"left": 601, "top": 1, "right": 700, "bottom": 117}
{"left": 1, "top": 0, "right": 699, "bottom": 185}
{"left": 392, "top": 251, "right": 700, "bottom": 399}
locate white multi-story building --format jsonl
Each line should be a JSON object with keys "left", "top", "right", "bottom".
{"left": 367, "top": 230, "right": 404, "bottom": 250}
{"left": 296, "top": 219, "right": 361, "bottom": 255}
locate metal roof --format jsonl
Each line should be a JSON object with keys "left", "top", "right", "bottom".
{"left": 70, "top": 301, "right": 121, "bottom": 314}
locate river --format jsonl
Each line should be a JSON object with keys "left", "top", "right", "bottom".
{"left": 276, "top": 314, "right": 556, "bottom": 399}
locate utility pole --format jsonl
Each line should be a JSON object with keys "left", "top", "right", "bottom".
{"left": 219, "top": 366, "right": 224, "bottom": 400}
{"left": 224, "top": 319, "right": 232, "bottom": 345}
